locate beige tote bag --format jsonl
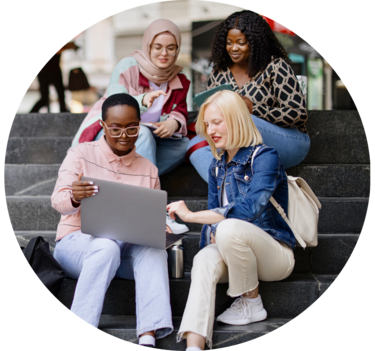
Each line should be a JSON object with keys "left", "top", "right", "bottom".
{"left": 252, "top": 147, "right": 322, "bottom": 248}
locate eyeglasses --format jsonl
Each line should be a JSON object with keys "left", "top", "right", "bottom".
{"left": 150, "top": 45, "right": 178, "bottom": 57}
{"left": 101, "top": 121, "right": 140, "bottom": 137}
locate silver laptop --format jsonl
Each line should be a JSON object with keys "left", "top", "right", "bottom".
{"left": 81, "top": 177, "right": 183, "bottom": 249}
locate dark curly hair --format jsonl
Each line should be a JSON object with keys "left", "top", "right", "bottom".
{"left": 209, "top": 10, "right": 291, "bottom": 77}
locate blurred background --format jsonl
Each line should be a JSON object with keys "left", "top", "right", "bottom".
{"left": 19, "top": 0, "right": 356, "bottom": 114}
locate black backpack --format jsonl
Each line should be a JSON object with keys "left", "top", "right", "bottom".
{"left": 23, "top": 236, "right": 65, "bottom": 296}
{"left": 68, "top": 67, "right": 90, "bottom": 91}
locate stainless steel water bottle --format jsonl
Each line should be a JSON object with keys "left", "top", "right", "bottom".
{"left": 167, "top": 245, "right": 184, "bottom": 278}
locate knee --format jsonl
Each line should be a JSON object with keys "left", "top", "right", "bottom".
{"left": 136, "top": 246, "right": 168, "bottom": 266}
{"left": 90, "top": 238, "right": 121, "bottom": 263}
{"left": 136, "top": 126, "right": 156, "bottom": 154}
{"left": 192, "top": 246, "right": 217, "bottom": 273}
{"left": 187, "top": 135, "right": 205, "bottom": 151}
{"left": 138, "top": 125, "right": 155, "bottom": 142}
{"left": 147, "top": 247, "right": 168, "bottom": 261}
{"left": 215, "top": 219, "right": 243, "bottom": 252}
{"left": 192, "top": 250, "right": 208, "bottom": 270}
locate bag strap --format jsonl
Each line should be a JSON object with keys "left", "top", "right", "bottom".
{"left": 269, "top": 196, "right": 307, "bottom": 248}
{"left": 251, "top": 146, "right": 307, "bottom": 248}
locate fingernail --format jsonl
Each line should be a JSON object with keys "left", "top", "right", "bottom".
{"left": 93, "top": 186, "right": 98, "bottom": 189}
{"left": 89, "top": 182, "right": 94, "bottom": 185}
{"left": 94, "top": 190, "right": 98, "bottom": 193}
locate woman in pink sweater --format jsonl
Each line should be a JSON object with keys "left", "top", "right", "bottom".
{"left": 52, "top": 93, "right": 173, "bottom": 348}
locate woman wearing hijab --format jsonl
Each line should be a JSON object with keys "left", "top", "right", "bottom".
{"left": 71, "top": 19, "right": 190, "bottom": 234}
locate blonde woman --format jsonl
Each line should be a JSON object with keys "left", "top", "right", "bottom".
{"left": 167, "top": 90, "right": 296, "bottom": 350}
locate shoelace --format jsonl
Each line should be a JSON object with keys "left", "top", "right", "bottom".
{"left": 229, "top": 297, "right": 252, "bottom": 319}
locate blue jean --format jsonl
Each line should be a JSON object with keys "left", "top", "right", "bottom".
{"left": 53, "top": 231, "right": 173, "bottom": 338}
{"left": 95, "top": 126, "right": 189, "bottom": 175}
{"left": 188, "top": 115, "right": 311, "bottom": 183}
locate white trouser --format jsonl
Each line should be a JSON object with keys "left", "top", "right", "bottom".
{"left": 178, "top": 219, "right": 295, "bottom": 348}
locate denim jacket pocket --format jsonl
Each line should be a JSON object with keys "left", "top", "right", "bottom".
{"left": 233, "top": 171, "right": 252, "bottom": 197}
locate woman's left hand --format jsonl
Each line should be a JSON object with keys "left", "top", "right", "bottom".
{"left": 167, "top": 200, "right": 192, "bottom": 222}
{"left": 152, "top": 119, "right": 179, "bottom": 138}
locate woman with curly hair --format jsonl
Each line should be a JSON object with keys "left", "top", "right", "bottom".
{"left": 187, "top": 10, "right": 310, "bottom": 182}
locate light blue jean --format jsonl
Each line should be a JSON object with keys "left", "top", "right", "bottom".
{"left": 53, "top": 231, "right": 173, "bottom": 338}
{"left": 95, "top": 125, "right": 189, "bottom": 175}
{"left": 188, "top": 115, "right": 311, "bottom": 183}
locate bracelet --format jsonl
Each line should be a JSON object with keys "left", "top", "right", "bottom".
{"left": 70, "top": 192, "right": 81, "bottom": 204}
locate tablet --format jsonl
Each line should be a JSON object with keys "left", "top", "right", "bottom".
{"left": 193, "top": 83, "right": 234, "bottom": 107}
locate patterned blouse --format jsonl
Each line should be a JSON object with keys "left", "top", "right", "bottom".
{"left": 207, "top": 58, "right": 308, "bottom": 133}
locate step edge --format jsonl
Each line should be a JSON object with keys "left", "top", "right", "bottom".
{"left": 14, "top": 231, "right": 359, "bottom": 238}
{"left": 7, "top": 195, "right": 370, "bottom": 201}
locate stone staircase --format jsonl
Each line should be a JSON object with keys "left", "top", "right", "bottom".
{"left": 6, "top": 110, "right": 369, "bottom": 349}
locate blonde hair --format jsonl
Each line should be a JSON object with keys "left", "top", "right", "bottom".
{"left": 195, "top": 90, "right": 263, "bottom": 160}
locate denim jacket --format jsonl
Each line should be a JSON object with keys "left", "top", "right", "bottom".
{"left": 199, "top": 144, "right": 296, "bottom": 250}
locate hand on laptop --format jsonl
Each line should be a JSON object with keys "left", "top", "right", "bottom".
{"left": 71, "top": 173, "right": 99, "bottom": 206}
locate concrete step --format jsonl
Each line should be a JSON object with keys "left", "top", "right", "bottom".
{"left": 7, "top": 196, "right": 368, "bottom": 234}
{"left": 15, "top": 231, "right": 359, "bottom": 275}
{"left": 5, "top": 163, "right": 371, "bottom": 197}
{"left": 161, "top": 163, "right": 370, "bottom": 198}
{"left": 98, "top": 315, "right": 291, "bottom": 349}
{"left": 10, "top": 113, "right": 86, "bottom": 137}
{"left": 290, "top": 164, "right": 370, "bottom": 197}
{"left": 302, "top": 110, "right": 369, "bottom": 164}
{"left": 7, "top": 110, "right": 369, "bottom": 165}
{"left": 188, "top": 110, "right": 369, "bottom": 164}
{"left": 56, "top": 273, "right": 334, "bottom": 319}
{"left": 5, "top": 164, "right": 60, "bottom": 196}
{"left": 6, "top": 137, "right": 72, "bottom": 164}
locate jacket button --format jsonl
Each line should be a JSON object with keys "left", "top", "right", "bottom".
{"left": 217, "top": 186, "right": 220, "bottom": 189}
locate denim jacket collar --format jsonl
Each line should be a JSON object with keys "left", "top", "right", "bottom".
{"left": 218, "top": 145, "right": 257, "bottom": 167}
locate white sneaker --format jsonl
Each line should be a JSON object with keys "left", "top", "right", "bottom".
{"left": 166, "top": 213, "right": 189, "bottom": 234}
{"left": 216, "top": 295, "right": 267, "bottom": 325}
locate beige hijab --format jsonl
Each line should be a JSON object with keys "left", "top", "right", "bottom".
{"left": 131, "top": 19, "right": 183, "bottom": 85}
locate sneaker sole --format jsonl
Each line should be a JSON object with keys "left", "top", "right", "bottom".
{"left": 170, "top": 227, "right": 189, "bottom": 235}
{"left": 216, "top": 308, "right": 268, "bottom": 325}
